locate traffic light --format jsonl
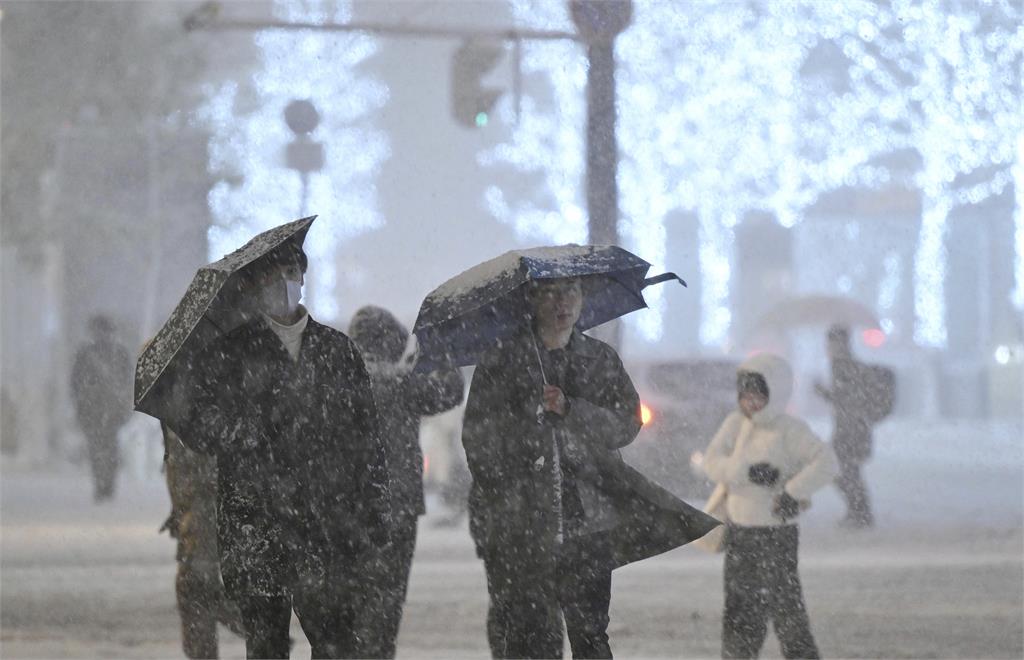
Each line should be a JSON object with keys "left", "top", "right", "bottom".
{"left": 451, "top": 39, "right": 504, "bottom": 129}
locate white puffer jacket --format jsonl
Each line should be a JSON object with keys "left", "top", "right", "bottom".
{"left": 702, "top": 353, "right": 838, "bottom": 527}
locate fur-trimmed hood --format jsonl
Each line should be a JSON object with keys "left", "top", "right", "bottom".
{"left": 738, "top": 353, "right": 793, "bottom": 425}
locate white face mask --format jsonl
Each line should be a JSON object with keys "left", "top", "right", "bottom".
{"left": 285, "top": 279, "right": 303, "bottom": 311}
{"left": 260, "top": 276, "right": 302, "bottom": 317}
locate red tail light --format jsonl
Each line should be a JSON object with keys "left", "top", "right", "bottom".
{"left": 862, "top": 328, "right": 886, "bottom": 348}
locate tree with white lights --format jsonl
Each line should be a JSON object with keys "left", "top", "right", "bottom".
{"left": 868, "top": 0, "right": 1021, "bottom": 347}
{"left": 485, "top": 0, "right": 1022, "bottom": 349}
{"left": 200, "top": 0, "right": 389, "bottom": 323}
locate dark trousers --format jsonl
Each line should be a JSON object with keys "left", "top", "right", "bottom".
{"left": 235, "top": 588, "right": 357, "bottom": 659}
{"left": 722, "top": 525, "right": 819, "bottom": 659}
{"left": 485, "top": 535, "right": 614, "bottom": 659}
{"left": 178, "top": 560, "right": 230, "bottom": 658}
{"left": 358, "top": 516, "right": 418, "bottom": 658}
{"left": 177, "top": 562, "right": 218, "bottom": 659}
{"left": 176, "top": 560, "right": 242, "bottom": 659}
{"left": 84, "top": 428, "right": 119, "bottom": 501}
{"left": 835, "top": 457, "right": 873, "bottom": 526}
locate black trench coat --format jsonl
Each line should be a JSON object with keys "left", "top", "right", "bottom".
{"left": 180, "top": 317, "right": 390, "bottom": 598}
{"left": 462, "top": 328, "right": 718, "bottom": 574}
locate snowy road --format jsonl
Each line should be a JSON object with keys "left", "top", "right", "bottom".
{"left": 2, "top": 419, "right": 1022, "bottom": 658}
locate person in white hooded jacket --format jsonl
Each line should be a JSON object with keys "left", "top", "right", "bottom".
{"left": 702, "top": 353, "right": 838, "bottom": 659}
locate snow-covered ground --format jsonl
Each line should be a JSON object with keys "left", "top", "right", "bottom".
{"left": 2, "top": 419, "right": 1021, "bottom": 658}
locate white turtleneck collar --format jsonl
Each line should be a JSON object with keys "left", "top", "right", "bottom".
{"left": 262, "top": 306, "right": 309, "bottom": 362}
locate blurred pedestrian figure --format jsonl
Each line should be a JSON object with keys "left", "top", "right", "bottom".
{"left": 464, "top": 277, "right": 716, "bottom": 659}
{"left": 815, "top": 325, "right": 893, "bottom": 529}
{"left": 1, "top": 387, "right": 20, "bottom": 456}
{"left": 702, "top": 354, "right": 837, "bottom": 660}
{"left": 348, "top": 305, "right": 464, "bottom": 658}
{"left": 70, "top": 314, "right": 133, "bottom": 502}
{"left": 180, "top": 244, "right": 391, "bottom": 659}
{"left": 160, "top": 422, "right": 243, "bottom": 659}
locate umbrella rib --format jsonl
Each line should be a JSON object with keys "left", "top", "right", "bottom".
{"left": 605, "top": 271, "right": 648, "bottom": 310}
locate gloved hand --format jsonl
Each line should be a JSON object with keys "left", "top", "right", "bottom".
{"left": 773, "top": 491, "right": 801, "bottom": 521}
{"left": 748, "top": 462, "right": 780, "bottom": 487}
{"left": 158, "top": 511, "right": 181, "bottom": 538}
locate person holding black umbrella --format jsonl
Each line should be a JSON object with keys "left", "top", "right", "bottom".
{"left": 461, "top": 272, "right": 717, "bottom": 660}
{"left": 178, "top": 241, "right": 390, "bottom": 659}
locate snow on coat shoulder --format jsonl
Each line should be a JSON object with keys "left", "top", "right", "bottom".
{"left": 701, "top": 353, "right": 838, "bottom": 527}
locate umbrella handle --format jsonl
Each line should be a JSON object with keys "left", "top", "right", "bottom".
{"left": 643, "top": 272, "right": 687, "bottom": 288}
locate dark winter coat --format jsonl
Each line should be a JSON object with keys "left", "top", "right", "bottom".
{"left": 349, "top": 306, "right": 465, "bottom": 521}
{"left": 462, "top": 328, "right": 718, "bottom": 573}
{"left": 161, "top": 423, "right": 219, "bottom": 565}
{"left": 71, "top": 338, "right": 133, "bottom": 434}
{"left": 826, "top": 356, "right": 874, "bottom": 462}
{"left": 180, "top": 316, "right": 390, "bottom": 598}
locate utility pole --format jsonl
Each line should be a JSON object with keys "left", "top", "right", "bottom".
{"left": 283, "top": 98, "right": 324, "bottom": 309}
{"left": 284, "top": 99, "right": 324, "bottom": 217}
{"left": 571, "top": 0, "right": 633, "bottom": 347}
{"left": 183, "top": 1, "right": 635, "bottom": 348}
{"left": 570, "top": 0, "right": 632, "bottom": 248}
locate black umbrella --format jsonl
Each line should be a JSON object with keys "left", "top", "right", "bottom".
{"left": 134, "top": 216, "right": 316, "bottom": 429}
{"left": 413, "top": 244, "right": 685, "bottom": 369}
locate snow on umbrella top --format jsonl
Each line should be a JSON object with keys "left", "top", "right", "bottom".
{"left": 413, "top": 244, "right": 685, "bottom": 369}
{"left": 134, "top": 216, "right": 316, "bottom": 423}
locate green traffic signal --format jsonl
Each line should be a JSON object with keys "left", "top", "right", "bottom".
{"left": 451, "top": 39, "right": 504, "bottom": 129}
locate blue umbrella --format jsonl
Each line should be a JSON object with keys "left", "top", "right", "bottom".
{"left": 413, "top": 244, "right": 685, "bottom": 369}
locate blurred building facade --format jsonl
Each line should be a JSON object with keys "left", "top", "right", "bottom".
{"left": 2, "top": 1, "right": 1021, "bottom": 472}
{"left": 1, "top": 2, "right": 250, "bottom": 464}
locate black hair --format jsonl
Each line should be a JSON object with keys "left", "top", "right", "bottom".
{"left": 526, "top": 277, "right": 583, "bottom": 299}
{"left": 349, "top": 305, "right": 409, "bottom": 363}
{"left": 89, "top": 314, "right": 116, "bottom": 336}
{"left": 737, "top": 370, "right": 770, "bottom": 399}
{"left": 263, "top": 241, "right": 308, "bottom": 274}
{"left": 828, "top": 324, "right": 850, "bottom": 344}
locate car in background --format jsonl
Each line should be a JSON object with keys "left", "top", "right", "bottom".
{"left": 622, "top": 359, "right": 738, "bottom": 500}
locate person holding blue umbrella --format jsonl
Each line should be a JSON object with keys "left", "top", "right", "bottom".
{"left": 429, "top": 246, "right": 719, "bottom": 659}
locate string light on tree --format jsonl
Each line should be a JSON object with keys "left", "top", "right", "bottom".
{"left": 198, "top": 0, "right": 390, "bottom": 323}
{"left": 484, "top": 0, "right": 1022, "bottom": 349}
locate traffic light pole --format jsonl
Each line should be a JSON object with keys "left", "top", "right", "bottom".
{"left": 581, "top": 36, "right": 620, "bottom": 248}
{"left": 185, "top": 3, "right": 576, "bottom": 42}
{"left": 571, "top": 1, "right": 633, "bottom": 348}
{"left": 182, "top": 1, "right": 630, "bottom": 242}
{"left": 569, "top": 0, "right": 632, "bottom": 250}
{"left": 184, "top": 1, "right": 634, "bottom": 349}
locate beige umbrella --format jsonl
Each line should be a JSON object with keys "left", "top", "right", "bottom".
{"left": 754, "top": 295, "right": 880, "bottom": 334}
